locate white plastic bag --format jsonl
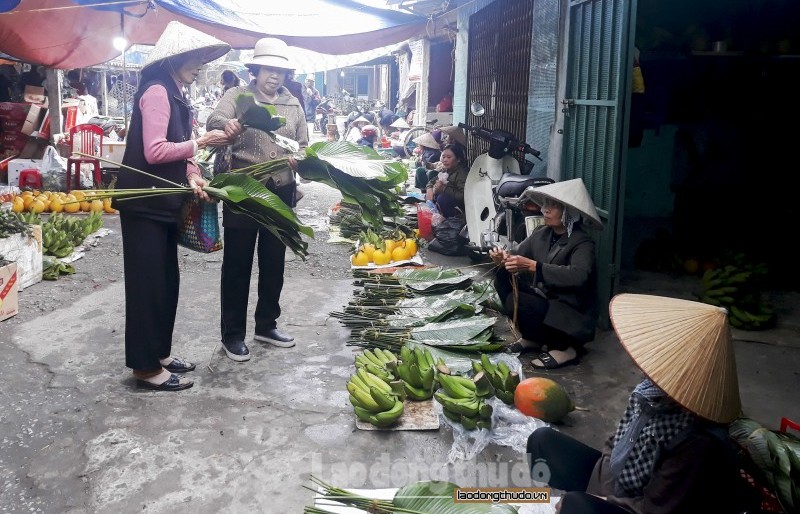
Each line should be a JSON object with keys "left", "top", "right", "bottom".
{"left": 40, "top": 145, "right": 68, "bottom": 191}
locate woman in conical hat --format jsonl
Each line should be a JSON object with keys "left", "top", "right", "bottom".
{"left": 116, "top": 21, "right": 231, "bottom": 391}
{"left": 526, "top": 294, "right": 745, "bottom": 514}
{"left": 490, "top": 178, "right": 602, "bottom": 369}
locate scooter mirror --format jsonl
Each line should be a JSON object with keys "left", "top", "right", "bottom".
{"left": 470, "top": 102, "right": 485, "bottom": 117}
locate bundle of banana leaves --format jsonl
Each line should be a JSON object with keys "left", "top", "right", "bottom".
{"left": 305, "top": 476, "right": 518, "bottom": 513}
{"left": 73, "top": 157, "right": 313, "bottom": 259}
{"left": 730, "top": 418, "right": 800, "bottom": 512}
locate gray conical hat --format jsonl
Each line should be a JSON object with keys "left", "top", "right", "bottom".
{"left": 523, "top": 178, "right": 603, "bottom": 229}
{"left": 390, "top": 118, "right": 410, "bottom": 129}
{"left": 609, "top": 294, "right": 742, "bottom": 423}
{"left": 440, "top": 125, "right": 467, "bottom": 147}
{"left": 352, "top": 116, "right": 370, "bottom": 125}
{"left": 143, "top": 21, "right": 231, "bottom": 72}
{"left": 413, "top": 132, "right": 440, "bottom": 150}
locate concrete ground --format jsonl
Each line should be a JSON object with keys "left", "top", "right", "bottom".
{"left": 1, "top": 178, "right": 798, "bottom": 513}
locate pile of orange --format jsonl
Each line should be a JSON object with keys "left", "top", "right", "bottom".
{"left": 8, "top": 190, "right": 116, "bottom": 215}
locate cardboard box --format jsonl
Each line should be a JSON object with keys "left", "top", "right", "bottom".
{"left": 100, "top": 141, "right": 126, "bottom": 168}
{"left": 0, "top": 102, "right": 31, "bottom": 121}
{"left": 23, "top": 86, "right": 46, "bottom": 105}
{"left": 1, "top": 131, "right": 29, "bottom": 152}
{"left": 8, "top": 158, "right": 43, "bottom": 187}
{"left": 21, "top": 104, "right": 46, "bottom": 136}
{"left": 0, "top": 262, "right": 19, "bottom": 321}
{"left": 0, "top": 225, "right": 42, "bottom": 290}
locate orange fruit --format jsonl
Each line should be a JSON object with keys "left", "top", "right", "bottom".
{"left": 351, "top": 251, "right": 369, "bottom": 267}
{"left": 11, "top": 197, "right": 24, "bottom": 213}
{"left": 89, "top": 199, "right": 103, "bottom": 213}
{"left": 405, "top": 239, "right": 418, "bottom": 257}
{"left": 391, "top": 246, "right": 411, "bottom": 262}
{"left": 49, "top": 197, "right": 64, "bottom": 213}
{"left": 80, "top": 201, "right": 91, "bottom": 212}
{"left": 63, "top": 196, "right": 80, "bottom": 213}
{"left": 29, "top": 199, "right": 46, "bottom": 214}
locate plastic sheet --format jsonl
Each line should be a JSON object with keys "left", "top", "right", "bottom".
{"left": 434, "top": 355, "right": 550, "bottom": 463}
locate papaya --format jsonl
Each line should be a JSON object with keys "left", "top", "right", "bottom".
{"left": 514, "top": 377, "right": 575, "bottom": 423}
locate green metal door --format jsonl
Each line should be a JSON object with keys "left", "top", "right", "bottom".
{"left": 561, "top": 0, "right": 636, "bottom": 327}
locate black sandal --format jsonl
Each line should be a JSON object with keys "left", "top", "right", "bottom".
{"left": 531, "top": 351, "right": 579, "bottom": 370}
{"left": 164, "top": 357, "right": 196, "bottom": 373}
{"left": 137, "top": 373, "right": 194, "bottom": 391}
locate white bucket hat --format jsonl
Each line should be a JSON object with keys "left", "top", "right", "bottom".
{"left": 245, "top": 38, "right": 294, "bottom": 70}
{"left": 143, "top": 21, "right": 230, "bottom": 72}
{"left": 522, "top": 178, "right": 603, "bottom": 230}
{"left": 609, "top": 294, "right": 742, "bottom": 423}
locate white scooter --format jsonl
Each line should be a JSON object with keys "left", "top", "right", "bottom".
{"left": 459, "top": 102, "right": 550, "bottom": 260}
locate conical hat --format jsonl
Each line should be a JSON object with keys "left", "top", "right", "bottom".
{"left": 390, "top": 118, "right": 410, "bottom": 129}
{"left": 143, "top": 21, "right": 231, "bottom": 72}
{"left": 523, "top": 178, "right": 603, "bottom": 230}
{"left": 352, "top": 116, "right": 370, "bottom": 125}
{"left": 440, "top": 125, "right": 467, "bottom": 147}
{"left": 413, "top": 132, "right": 440, "bottom": 150}
{"left": 609, "top": 294, "right": 742, "bottom": 423}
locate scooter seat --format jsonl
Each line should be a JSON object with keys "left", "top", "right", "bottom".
{"left": 495, "top": 174, "right": 554, "bottom": 198}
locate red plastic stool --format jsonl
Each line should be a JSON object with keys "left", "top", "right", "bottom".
{"left": 18, "top": 168, "right": 43, "bottom": 189}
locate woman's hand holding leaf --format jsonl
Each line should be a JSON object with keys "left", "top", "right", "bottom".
{"left": 223, "top": 119, "right": 245, "bottom": 139}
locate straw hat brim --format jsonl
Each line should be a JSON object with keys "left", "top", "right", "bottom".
{"left": 352, "top": 116, "right": 370, "bottom": 124}
{"left": 413, "top": 132, "right": 440, "bottom": 150}
{"left": 390, "top": 118, "right": 410, "bottom": 129}
{"left": 523, "top": 178, "right": 603, "bottom": 229}
{"left": 143, "top": 21, "right": 231, "bottom": 71}
{"left": 440, "top": 125, "right": 467, "bottom": 147}
{"left": 609, "top": 294, "right": 742, "bottom": 423}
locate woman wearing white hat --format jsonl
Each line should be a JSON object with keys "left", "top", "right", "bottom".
{"left": 489, "top": 178, "right": 603, "bottom": 369}
{"left": 115, "top": 21, "right": 231, "bottom": 391}
{"left": 345, "top": 116, "right": 370, "bottom": 144}
{"left": 526, "top": 294, "right": 746, "bottom": 514}
{"left": 207, "top": 37, "right": 308, "bottom": 362}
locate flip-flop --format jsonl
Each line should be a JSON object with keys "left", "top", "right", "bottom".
{"left": 531, "top": 351, "right": 579, "bottom": 370}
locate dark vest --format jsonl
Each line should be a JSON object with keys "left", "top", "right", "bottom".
{"left": 114, "top": 74, "right": 193, "bottom": 222}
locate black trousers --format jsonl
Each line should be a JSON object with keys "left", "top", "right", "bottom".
{"left": 494, "top": 268, "right": 577, "bottom": 351}
{"left": 120, "top": 212, "right": 180, "bottom": 371}
{"left": 220, "top": 226, "right": 286, "bottom": 343}
{"left": 527, "top": 428, "right": 629, "bottom": 514}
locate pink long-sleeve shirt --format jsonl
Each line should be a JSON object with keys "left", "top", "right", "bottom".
{"left": 139, "top": 82, "right": 200, "bottom": 178}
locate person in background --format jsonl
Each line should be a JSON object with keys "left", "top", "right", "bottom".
{"left": 489, "top": 179, "right": 602, "bottom": 369}
{"left": 114, "top": 21, "right": 232, "bottom": 391}
{"left": 426, "top": 143, "right": 468, "bottom": 218}
{"left": 413, "top": 132, "right": 442, "bottom": 191}
{"left": 356, "top": 124, "right": 378, "bottom": 148}
{"left": 285, "top": 70, "right": 306, "bottom": 115}
{"left": 302, "top": 75, "right": 320, "bottom": 123}
{"left": 527, "top": 294, "right": 746, "bottom": 514}
{"left": 220, "top": 70, "right": 240, "bottom": 93}
{"left": 345, "top": 116, "right": 369, "bottom": 144}
{"left": 207, "top": 37, "right": 308, "bottom": 362}
{"left": 436, "top": 91, "right": 453, "bottom": 112}
{"left": 66, "top": 70, "right": 87, "bottom": 96}
{"left": 440, "top": 125, "right": 467, "bottom": 153}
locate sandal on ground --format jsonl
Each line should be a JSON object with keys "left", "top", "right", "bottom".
{"left": 163, "top": 357, "right": 196, "bottom": 373}
{"left": 137, "top": 373, "right": 194, "bottom": 391}
{"left": 531, "top": 350, "right": 579, "bottom": 370}
{"left": 508, "top": 338, "right": 542, "bottom": 354}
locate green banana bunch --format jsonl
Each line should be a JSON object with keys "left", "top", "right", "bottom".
{"left": 472, "top": 354, "right": 520, "bottom": 405}
{"left": 42, "top": 228, "right": 74, "bottom": 258}
{"left": 696, "top": 259, "right": 775, "bottom": 330}
{"left": 434, "top": 388, "right": 493, "bottom": 431}
{"left": 42, "top": 255, "right": 75, "bottom": 280}
{"left": 386, "top": 345, "right": 436, "bottom": 401}
{"left": 346, "top": 368, "right": 404, "bottom": 428}
{"left": 354, "top": 348, "right": 397, "bottom": 383}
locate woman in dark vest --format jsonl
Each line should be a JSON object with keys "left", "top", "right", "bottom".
{"left": 115, "top": 21, "right": 231, "bottom": 391}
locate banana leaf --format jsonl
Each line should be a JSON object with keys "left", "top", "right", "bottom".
{"left": 395, "top": 268, "right": 478, "bottom": 293}
{"left": 235, "top": 93, "right": 286, "bottom": 133}
{"left": 206, "top": 173, "right": 312, "bottom": 258}
{"left": 411, "top": 316, "right": 496, "bottom": 342}
{"left": 295, "top": 141, "right": 407, "bottom": 227}
{"left": 393, "top": 481, "right": 518, "bottom": 514}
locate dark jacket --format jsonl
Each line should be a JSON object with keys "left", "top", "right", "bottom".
{"left": 513, "top": 225, "right": 597, "bottom": 342}
{"left": 586, "top": 426, "right": 743, "bottom": 514}
{"left": 115, "top": 71, "right": 193, "bottom": 222}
